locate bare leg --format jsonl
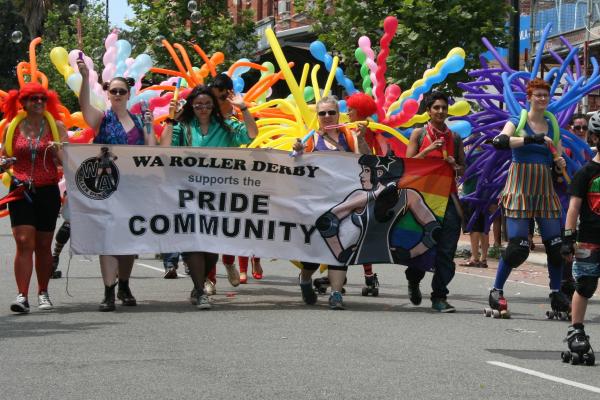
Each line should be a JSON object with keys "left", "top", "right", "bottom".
{"left": 99, "top": 255, "right": 119, "bottom": 287}
{"left": 34, "top": 231, "right": 54, "bottom": 294}
{"left": 328, "top": 269, "right": 346, "bottom": 292}
{"left": 571, "top": 292, "right": 588, "bottom": 325}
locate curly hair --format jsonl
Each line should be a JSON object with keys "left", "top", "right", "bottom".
{"left": 345, "top": 93, "right": 377, "bottom": 120}
{"left": 1, "top": 83, "right": 64, "bottom": 122}
{"left": 526, "top": 78, "right": 550, "bottom": 97}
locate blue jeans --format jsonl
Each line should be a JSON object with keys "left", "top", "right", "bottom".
{"left": 405, "top": 199, "right": 461, "bottom": 299}
{"left": 162, "top": 252, "right": 180, "bottom": 270}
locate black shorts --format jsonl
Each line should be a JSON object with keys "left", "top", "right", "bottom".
{"left": 463, "top": 203, "right": 485, "bottom": 233}
{"left": 8, "top": 184, "right": 61, "bottom": 231}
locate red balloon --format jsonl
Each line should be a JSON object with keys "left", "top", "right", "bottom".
{"left": 68, "top": 127, "right": 95, "bottom": 144}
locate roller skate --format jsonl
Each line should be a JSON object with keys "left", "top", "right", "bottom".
{"left": 484, "top": 288, "right": 510, "bottom": 319}
{"left": 361, "top": 273, "right": 379, "bottom": 297}
{"left": 313, "top": 277, "right": 346, "bottom": 295}
{"left": 51, "top": 255, "right": 62, "bottom": 279}
{"left": 561, "top": 325, "right": 595, "bottom": 366}
{"left": 546, "top": 291, "right": 571, "bottom": 320}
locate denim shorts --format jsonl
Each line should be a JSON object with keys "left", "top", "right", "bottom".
{"left": 572, "top": 244, "right": 600, "bottom": 280}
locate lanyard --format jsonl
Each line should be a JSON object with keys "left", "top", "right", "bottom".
{"left": 25, "top": 120, "right": 45, "bottom": 188}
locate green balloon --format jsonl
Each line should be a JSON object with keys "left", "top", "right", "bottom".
{"left": 304, "top": 86, "right": 315, "bottom": 102}
{"left": 355, "top": 48, "right": 366, "bottom": 64}
{"left": 262, "top": 61, "right": 275, "bottom": 74}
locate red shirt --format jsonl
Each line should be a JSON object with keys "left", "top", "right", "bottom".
{"left": 11, "top": 126, "right": 59, "bottom": 187}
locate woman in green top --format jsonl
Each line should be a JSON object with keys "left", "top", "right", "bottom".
{"left": 160, "top": 84, "right": 257, "bottom": 309}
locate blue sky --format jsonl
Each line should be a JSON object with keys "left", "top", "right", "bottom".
{"left": 108, "top": 0, "right": 134, "bottom": 30}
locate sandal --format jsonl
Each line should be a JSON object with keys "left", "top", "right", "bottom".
{"left": 459, "top": 259, "right": 480, "bottom": 267}
{"left": 251, "top": 258, "right": 263, "bottom": 280}
{"left": 479, "top": 260, "right": 488, "bottom": 268}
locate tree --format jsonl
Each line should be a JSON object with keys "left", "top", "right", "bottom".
{"left": 35, "top": 1, "right": 109, "bottom": 111}
{"left": 126, "top": 0, "right": 258, "bottom": 75}
{"left": 296, "top": 0, "right": 512, "bottom": 96}
{"left": 11, "top": 0, "right": 51, "bottom": 39}
{"left": 0, "top": 1, "right": 29, "bottom": 90}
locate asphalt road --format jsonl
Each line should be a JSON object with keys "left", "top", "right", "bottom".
{"left": 1, "top": 216, "right": 599, "bottom": 400}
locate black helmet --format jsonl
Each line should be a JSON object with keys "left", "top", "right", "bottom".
{"left": 588, "top": 111, "right": 600, "bottom": 135}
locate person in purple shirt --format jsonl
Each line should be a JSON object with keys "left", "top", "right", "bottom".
{"left": 77, "top": 58, "right": 156, "bottom": 312}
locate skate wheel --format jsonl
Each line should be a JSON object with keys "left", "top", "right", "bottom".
{"left": 558, "top": 312, "right": 569, "bottom": 321}
{"left": 561, "top": 351, "right": 572, "bottom": 363}
{"left": 483, "top": 308, "right": 492, "bottom": 317}
{"left": 586, "top": 353, "right": 595, "bottom": 366}
{"left": 571, "top": 353, "right": 581, "bottom": 365}
{"left": 317, "top": 287, "right": 327, "bottom": 295}
{"left": 341, "top": 288, "right": 346, "bottom": 295}
{"left": 492, "top": 309, "right": 501, "bottom": 318}
{"left": 361, "top": 287, "right": 368, "bottom": 297}
{"left": 372, "top": 288, "right": 379, "bottom": 297}
{"left": 546, "top": 310, "right": 555, "bottom": 319}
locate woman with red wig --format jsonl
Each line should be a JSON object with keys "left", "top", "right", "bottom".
{"left": 1, "top": 83, "right": 68, "bottom": 313}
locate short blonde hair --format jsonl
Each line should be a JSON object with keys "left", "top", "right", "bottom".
{"left": 317, "top": 95, "right": 339, "bottom": 112}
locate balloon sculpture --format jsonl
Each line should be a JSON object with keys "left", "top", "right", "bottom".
{"left": 458, "top": 23, "right": 598, "bottom": 232}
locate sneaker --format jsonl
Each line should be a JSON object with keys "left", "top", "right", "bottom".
{"left": 224, "top": 264, "right": 240, "bottom": 287}
{"left": 38, "top": 291, "right": 54, "bottom": 310}
{"left": 189, "top": 288, "right": 198, "bottom": 305}
{"left": 300, "top": 281, "right": 317, "bottom": 305}
{"left": 408, "top": 281, "right": 422, "bottom": 305}
{"left": 197, "top": 293, "right": 211, "bottom": 310}
{"left": 10, "top": 293, "right": 30, "bottom": 314}
{"left": 431, "top": 298, "right": 456, "bottom": 313}
{"left": 328, "top": 291, "right": 345, "bottom": 310}
{"left": 163, "top": 267, "right": 178, "bottom": 279}
{"left": 204, "top": 280, "right": 216, "bottom": 296}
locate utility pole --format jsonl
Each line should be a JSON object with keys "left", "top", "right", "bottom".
{"left": 509, "top": 0, "right": 520, "bottom": 70}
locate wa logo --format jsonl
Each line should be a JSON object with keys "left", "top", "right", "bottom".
{"left": 75, "top": 147, "right": 120, "bottom": 200}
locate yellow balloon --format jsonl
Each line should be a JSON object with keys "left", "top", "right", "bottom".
{"left": 2, "top": 172, "right": 11, "bottom": 188}
{"left": 448, "top": 100, "right": 470, "bottom": 116}
{"left": 448, "top": 47, "right": 466, "bottom": 58}
{"left": 50, "top": 47, "right": 69, "bottom": 76}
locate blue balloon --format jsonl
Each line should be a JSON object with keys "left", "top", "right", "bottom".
{"left": 448, "top": 120, "right": 472, "bottom": 139}
{"left": 338, "top": 100, "right": 347, "bottom": 113}
{"left": 233, "top": 76, "right": 244, "bottom": 93}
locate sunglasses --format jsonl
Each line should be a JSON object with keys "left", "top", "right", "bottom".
{"left": 573, "top": 125, "right": 588, "bottom": 132}
{"left": 192, "top": 103, "right": 213, "bottom": 110}
{"left": 28, "top": 95, "right": 47, "bottom": 103}
{"left": 318, "top": 110, "right": 338, "bottom": 116}
{"left": 109, "top": 88, "right": 128, "bottom": 96}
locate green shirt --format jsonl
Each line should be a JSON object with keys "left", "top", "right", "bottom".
{"left": 171, "top": 117, "right": 251, "bottom": 148}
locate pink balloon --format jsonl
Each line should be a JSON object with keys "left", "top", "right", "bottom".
{"left": 149, "top": 94, "right": 173, "bottom": 110}
{"left": 102, "top": 46, "right": 117, "bottom": 67}
{"left": 68, "top": 50, "right": 81, "bottom": 70}
{"left": 130, "top": 102, "right": 142, "bottom": 114}
{"left": 102, "top": 63, "right": 116, "bottom": 83}
{"left": 384, "top": 84, "right": 401, "bottom": 109}
{"left": 104, "top": 32, "right": 118, "bottom": 50}
{"left": 125, "top": 57, "right": 135, "bottom": 67}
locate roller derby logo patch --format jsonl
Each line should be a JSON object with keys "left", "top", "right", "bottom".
{"left": 588, "top": 175, "right": 600, "bottom": 216}
{"left": 75, "top": 147, "right": 120, "bottom": 200}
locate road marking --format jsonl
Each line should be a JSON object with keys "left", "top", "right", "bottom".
{"left": 487, "top": 361, "right": 600, "bottom": 394}
{"left": 457, "top": 271, "right": 547, "bottom": 289}
{"left": 136, "top": 262, "right": 187, "bottom": 278}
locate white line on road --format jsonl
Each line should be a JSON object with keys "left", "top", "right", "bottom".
{"left": 136, "top": 262, "right": 187, "bottom": 278}
{"left": 487, "top": 361, "right": 600, "bottom": 394}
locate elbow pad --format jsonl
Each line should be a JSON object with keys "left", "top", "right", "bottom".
{"left": 316, "top": 211, "right": 340, "bottom": 238}
{"left": 492, "top": 135, "right": 510, "bottom": 150}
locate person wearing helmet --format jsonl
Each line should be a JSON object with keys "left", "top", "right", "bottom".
{"left": 560, "top": 112, "right": 600, "bottom": 364}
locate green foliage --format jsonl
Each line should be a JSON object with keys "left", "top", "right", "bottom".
{"left": 296, "top": 0, "right": 512, "bottom": 96}
{"left": 0, "top": 1, "right": 29, "bottom": 89}
{"left": 35, "top": 1, "right": 109, "bottom": 111}
{"left": 126, "top": 0, "right": 258, "bottom": 77}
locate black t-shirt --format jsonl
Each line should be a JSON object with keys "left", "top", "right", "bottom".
{"left": 569, "top": 160, "right": 600, "bottom": 244}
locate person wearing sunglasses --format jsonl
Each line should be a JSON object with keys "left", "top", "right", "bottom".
{"left": 160, "top": 84, "right": 257, "bottom": 309}
{"left": 1, "top": 83, "right": 68, "bottom": 313}
{"left": 292, "top": 95, "right": 371, "bottom": 310}
{"left": 77, "top": 59, "right": 156, "bottom": 312}
{"left": 208, "top": 74, "right": 263, "bottom": 291}
{"left": 570, "top": 113, "right": 589, "bottom": 141}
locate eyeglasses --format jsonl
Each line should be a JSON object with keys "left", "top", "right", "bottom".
{"left": 573, "top": 125, "right": 588, "bottom": 132}
{"left": 192, "top": 103, "right": 213, "bottom": 110}
{"left": 532, "top": 93, "right": 549, "bottom": 99}
{"left": 109, "top": 88, "right": 128, "bottom": 96}
{"left": 318, "top": 110, "right": 338, "bottom": 116}
{"left": 28, "top": 95, "right": 47, "bottom": 103}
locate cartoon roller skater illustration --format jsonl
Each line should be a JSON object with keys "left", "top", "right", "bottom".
{"left": 94, "top": 146, "right": 118, "bottom": 192}
{"left": 316, "top": 155, "right": 441, "bottom": 266}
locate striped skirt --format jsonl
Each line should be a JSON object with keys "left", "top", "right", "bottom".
{"left": 500, "top": 162, "right": 562, "bottom": 219}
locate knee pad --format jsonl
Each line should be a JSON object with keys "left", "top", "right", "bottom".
{"left": 502, "top": 236, "right": 530, "bottom": 268}
{"left": 55, "top": 222, "right": 71, "bottom": 244}
{"left": 575, "top": 276, "right": 598, "bottom": 299}
{"left": 543, "top": 236, "right": 563, "bottom": 268}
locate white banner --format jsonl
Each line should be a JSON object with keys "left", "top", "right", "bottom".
{"left": 64, "top": 144, "right": 446, "bottom": 267}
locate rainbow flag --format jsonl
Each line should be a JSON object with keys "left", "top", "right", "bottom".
{"left": 392, "top": 158, "right": 454, "bottom": 271}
